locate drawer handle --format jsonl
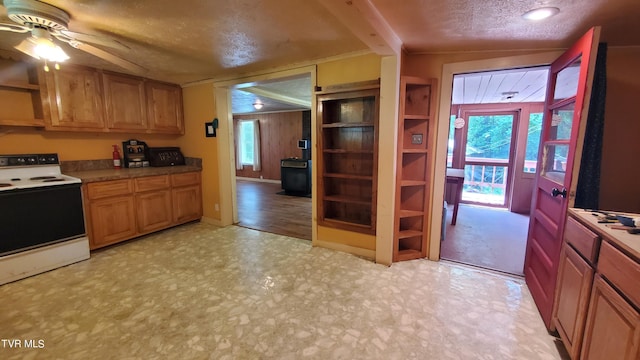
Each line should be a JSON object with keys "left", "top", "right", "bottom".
{"left": 552, "top": 187, "right": 567, "bottom": 198}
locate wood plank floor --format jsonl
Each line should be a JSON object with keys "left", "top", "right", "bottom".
{"left": 236, "top": 179, "right": 312, "bottom": 240}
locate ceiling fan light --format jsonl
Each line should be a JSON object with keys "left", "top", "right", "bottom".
{"left": 33, "top": 37, "right": 68, "bottom": 62}
{"left": 14, "top": 37, "right": 41, "bottom": 59}
{"left": 14, "top": 33, "right": 69, "bottom": 63}
{"left": 522, "top": 7, "right": 560, "bottom": 21}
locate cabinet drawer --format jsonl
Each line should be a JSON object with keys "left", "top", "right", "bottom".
{"left": 87, "top": 179, "right": 133, "bottom": 199}
{"left": 171, "top": 172, "right": 200, "bottom": 187}
{"left": 565, "top": 216, "right": 600, "bottom": 264}
{"left": 135, "top": 175, "right": 170, "bottom": 192}
{"left": 598, "top": 240, "right": 640, "bottom": 308}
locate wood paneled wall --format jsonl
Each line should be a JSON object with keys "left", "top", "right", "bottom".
{"left": 234, "top": 111, "right": 304, "bottom": 180}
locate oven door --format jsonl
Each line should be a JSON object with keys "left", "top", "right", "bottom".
{"left": 0, "top": 183, "right": 86, "bottom": 256}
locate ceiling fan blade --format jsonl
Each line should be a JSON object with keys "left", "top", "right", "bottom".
{"left": 70, "top": 41, "right": 146, "bottom": 75}
{"left": 0, "top": 22, "right": 30, "bottom": 33}
{"left": 60, "top": 30, "right": 130, "bottom": 51}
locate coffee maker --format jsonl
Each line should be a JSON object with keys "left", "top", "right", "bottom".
{"left": 122, "top": 139, "right": 150, "bottom": 168}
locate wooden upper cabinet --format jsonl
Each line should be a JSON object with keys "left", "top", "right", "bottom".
{"left": 42, "top": 65, "right": 105, "bottom": 130}
{"left": 146, "top": 80, "right": 184, "bottom": 134}
{"left": 103, "top": 72, "right": 147, "bottom": 131}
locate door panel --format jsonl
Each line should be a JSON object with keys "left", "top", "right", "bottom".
{"left": 524, "top": 27, "right": 600, "bottom": 330}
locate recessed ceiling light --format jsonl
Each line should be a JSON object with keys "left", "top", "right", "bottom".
{"left": 522, "top": 7, "right": 560, "bottom": 21}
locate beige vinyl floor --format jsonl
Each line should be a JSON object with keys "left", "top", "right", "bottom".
{"left": 0, "top": 222, "right": 567, "bottom": 359}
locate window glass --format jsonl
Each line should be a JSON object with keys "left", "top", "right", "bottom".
{"left": 541, "top": 143, "right": 569, "bottom": 184}
{"left": 240, "top": 121, "right": 254, "bottom": 165}
{"left": 524, "top": 113, "right": 542, "bottom": 173}
{"left": 553, "top": 58, "right": 581, "bottom": 102}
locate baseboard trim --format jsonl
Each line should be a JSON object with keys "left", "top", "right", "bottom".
{"left": 201, "top": 216, "right": 224, "bottom": 227}
{"left": 236, "top": 176, "right": 281, "bottom": 184}
{"left": 312, "top": 239, "right": 375, "bottom": 261}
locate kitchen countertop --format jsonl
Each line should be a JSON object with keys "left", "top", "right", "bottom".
{"left": 569, "top": 208, "right": 640, "bottom": 260}
{"left": 65, "top": 165, "right": 202, "bottom": 184}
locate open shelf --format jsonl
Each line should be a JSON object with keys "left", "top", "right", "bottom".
{"left": 0, "top": 60, "right": 45, "bottom": 128}
{"left": 0, "top": 81, "right": 40, "bottom": 90}
{"left": 317, "top": 81, "right": 379, "bottom": 234}
{"left": 393, "top": 76, "right": 437, "bottom": 262}
{"left": 322, "top": 122, "right": 374, "bottom": 128}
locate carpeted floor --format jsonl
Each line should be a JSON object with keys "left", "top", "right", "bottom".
{"left": 440, "top": 204, "right": 529, "bottom": 275}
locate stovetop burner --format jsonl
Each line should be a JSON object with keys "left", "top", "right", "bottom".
{"left": 43, "top": 178, "right": 64, "bottom": 182}
{"left": 30, "top": 176, "right": 57, "bottom": 180}
{"left": 0, "top": 183, "right": 11, "bottom": 188}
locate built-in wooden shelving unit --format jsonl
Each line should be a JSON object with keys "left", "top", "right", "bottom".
{"left": 393, "top": 76, "right": 437, "bottom": 261}
{"left": 316, "top": 80, "right": 380, "bottom": 235}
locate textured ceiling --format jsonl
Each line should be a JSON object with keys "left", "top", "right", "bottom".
{"left": 0, "top": 0, "right": 638, "bottom": 113}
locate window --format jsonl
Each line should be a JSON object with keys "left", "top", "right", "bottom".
{"left": 239, "top": 120, "right": 255, "bottom": 165}
{"left": 236, "top": 119, "right": 261, "bottom": 171}
{"left": 524, "top": 113, "right": 543, "bottom": 173}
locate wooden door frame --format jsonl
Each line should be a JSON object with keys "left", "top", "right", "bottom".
{"left": 429, "top": 51, "right": 563, "bottom": 260}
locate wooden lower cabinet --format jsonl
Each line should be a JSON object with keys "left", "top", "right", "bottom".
{"left": 554, "top": 211, "right": 640, "bottom": 360}
{"left": 136, "top": 189, "right": 173, "bottom": 233}
{"left": 580, "top": 275, "right": 640, "bottom": 360}
{"left": 88, "top": 196, "right": 137, "bottom": 248}
{"left": 553, "top": 244, "right": 595, "bottom": 359}
{"left": 173, "top": 185, "right": 202, "bottom": 224}
{"left": 85, "top": 171, "right": 202, "bottom": 249}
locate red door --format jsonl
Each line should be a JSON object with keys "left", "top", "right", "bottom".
{"left": 524, "top": 27, "right": 601, "bottom": 330}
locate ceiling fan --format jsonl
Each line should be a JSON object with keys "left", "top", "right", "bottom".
{"left": 0, "top": 0, "right": 145, "bottom": 73}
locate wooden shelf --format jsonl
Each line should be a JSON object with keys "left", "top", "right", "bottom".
{"left": 401, "top": 180, "right": 426, "bottom": 187}
{"left": 317, "top": 82, "right": 379, "bottom": 234}
{"left": 0, "top": 61, "right": 45, "bottom": 127}
{"left": 0, "top": 118, "right": 45, "bottom": 127}
{"left": 404, "top": 115, "right": 430, "bottom": 120}
{"left": 323, "top": 149, "right": 374, "bottom": 154}
{"left": 323, "top": 173, "right": 372, "bottom": 181}
{"left": 402, "top": 149, "right": 428, "bottom": 154}
{"left": 399, "top": 210, "right": 424, "bottom": 218}
{"left": 324, "top": 194, "right": 372, "bottom": 205}
{"left": 0, "top": 81, "right": 40, "bottom": 90}
{"left": 393, "top": 76, "right": 437, "bottom": 262}
{"left": 396, "top": 248, "right": 423, "bottom": 261}
{"left": 397, "top": 230, "right": 423, "bottom": 239}
{"left": 322, "top": 122, "right": 374, "bottom": 128}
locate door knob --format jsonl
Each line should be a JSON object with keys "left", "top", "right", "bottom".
{"left": 551, "top": 187, "right": 567, "bottom": 198}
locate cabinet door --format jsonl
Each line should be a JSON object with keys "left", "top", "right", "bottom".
{"left": 43, "top": 65, "right": 105, "bottom": 130}
{"left": 103, "top": 72, "right": 147, "bottom": 131}
{"left": 136, "top": 189, "right": 173, "bottom": 233}
{"left": 553, "top": 244, "right": 594, "bottom": 359}
{"left": 172, "top": 185, "right": 202, "bottom": 224}
{"left": 89, "top": 196, "right": 137, "bottom": 249}
{"left": 146, "top": 81, "right": 184, "bottom": 134}
{"left": 581, "top": 275, "right": 640, "bottom": 360}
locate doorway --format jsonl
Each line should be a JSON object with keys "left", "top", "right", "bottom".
{"left": 229, "top": 74, "right": 314, "bottom": 240}
{"left": 440, "top": 67, "right": 548, "bottom": 276}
